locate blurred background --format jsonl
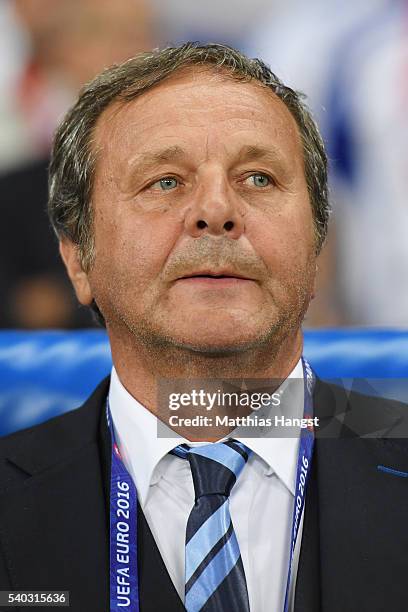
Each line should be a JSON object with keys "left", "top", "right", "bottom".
{"left": 0, "top": 0, "right": 406, "bottom": 330}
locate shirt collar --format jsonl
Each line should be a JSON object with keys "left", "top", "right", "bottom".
{"left": 232, "top": 359, "right": 304, "bottom": 495}
{"left": 108, "top": 367, "right": 179, "bottom": 507}
{"left": 108, "top": 358, "right": 304, "bottom": 504}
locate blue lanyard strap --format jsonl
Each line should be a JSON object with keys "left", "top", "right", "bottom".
{"left": 107, "top": 357, "right": 316, "bottom": 612}
{"left": 107, "top": 404, "right": 140, "bottom": 611}
{"left": 283, "top": 357, "right": 316, "bottom": 612}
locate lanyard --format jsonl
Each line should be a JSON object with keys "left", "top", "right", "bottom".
{"left": 107, "top": 406, "right": 139, "bottom": 611}
{"left": 107, "top": 357, "right": 315, "bottom": 612}
{"left": 283, "top": 357, "right": 315, "bottom": 612}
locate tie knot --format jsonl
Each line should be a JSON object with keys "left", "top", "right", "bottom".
{"left": 171, "top": 439, "right": 252, "bottom": 499}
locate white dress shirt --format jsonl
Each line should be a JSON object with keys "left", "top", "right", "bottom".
{"left": 108, "top": 360, "right": 306, "bottom": 612}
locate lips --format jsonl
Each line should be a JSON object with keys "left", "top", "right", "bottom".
{"left": 177, "top": 270, "right": 253, "bottom": 281}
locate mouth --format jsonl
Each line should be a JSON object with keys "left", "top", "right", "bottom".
{"left": 175, "top": 271, "right": 255, "bottom": 285}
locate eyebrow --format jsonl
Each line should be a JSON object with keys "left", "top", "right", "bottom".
{"left": 129, "top": 145, "right": 187, "bottom": 172}
{"left": 235, "top": 144, "right": 293, "bottom": 181}
{"left": 121, "top": 145, "right": 188, "bottom": 191}
{"left": 236, "top": 144, "right": 287, "bottom": 166}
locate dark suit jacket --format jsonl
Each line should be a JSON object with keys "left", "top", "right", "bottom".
{"left": 0, "top": 376, "right": 408, "bottom": 611}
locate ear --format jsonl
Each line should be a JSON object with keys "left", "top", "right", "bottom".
{"left": 59, "top": 238, "right": 93, "bottom": 306}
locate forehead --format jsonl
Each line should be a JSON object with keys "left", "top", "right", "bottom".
{"left": 93, "top": 68, "right": 303, "bottom": 168}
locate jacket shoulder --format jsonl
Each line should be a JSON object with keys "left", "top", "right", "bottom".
{"left": 315, "top": 377, "right": 408, "bottom": 441}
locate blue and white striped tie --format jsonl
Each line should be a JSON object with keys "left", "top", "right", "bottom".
{"left": 171, "top": 439, "right": 252, "bottom": 612}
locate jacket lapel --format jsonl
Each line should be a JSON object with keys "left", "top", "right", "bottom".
{"left": 299, "top": 378, "right": 408, "bottom": 612}
{"left": 0, "top": 380, "right": 109, "bottom": 610}
{"left": 294, "top": 447, "right": 321, "bottom": 611}
{"left": 0, "top": 378, "right": 184, "bottom": 612}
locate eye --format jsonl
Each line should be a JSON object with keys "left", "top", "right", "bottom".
{"left": 246, "top": 173, "right": 271, "bottom": 188}
{"left": 150, "top": 176, "right": 179, "bottom": 191}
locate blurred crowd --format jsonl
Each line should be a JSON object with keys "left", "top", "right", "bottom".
{"left": 0, "top": 0, "right": 406, "bottom": 329}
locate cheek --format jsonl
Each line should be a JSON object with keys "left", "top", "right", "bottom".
{"left": 248, "top": 202, "right": 315, "bottom": 274}
{"left": 92, "top": 210, "right": 178, "bottom": 289}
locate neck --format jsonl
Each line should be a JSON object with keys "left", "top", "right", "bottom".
{"left": 109, "top": 326, "right": 303, "bottom": 441}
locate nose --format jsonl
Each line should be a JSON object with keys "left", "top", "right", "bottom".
{"left": 184, "top": 171, "right": 245, "bottom": 239}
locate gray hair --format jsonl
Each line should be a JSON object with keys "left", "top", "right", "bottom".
{"left": 48, "top": 42, "right": 329, "bottom": 273}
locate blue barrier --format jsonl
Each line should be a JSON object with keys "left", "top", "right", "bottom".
{"left": 0, "top": 329, "right": 407, "bottom": 436}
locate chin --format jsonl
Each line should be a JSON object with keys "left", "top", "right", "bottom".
{"left": 165, "top": 324, "right": 274, "bottom": 354}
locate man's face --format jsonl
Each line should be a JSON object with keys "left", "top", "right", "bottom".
{"left": 72, "top": 69, "right": 317, "bottom": 353}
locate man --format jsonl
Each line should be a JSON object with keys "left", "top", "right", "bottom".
{"left": 0, "top": 43, "right": 407, "bottom": 612}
